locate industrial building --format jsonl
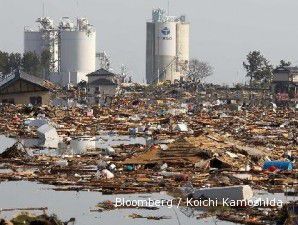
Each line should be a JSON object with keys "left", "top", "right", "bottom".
{"left": 146, "top": 8, "right": 190, "bottom": 84}
{"left": 24, "top": 17, "right": 96, "bottom": 86}
{"left": 24, "top": 17, "right": 59, "bottom": 75}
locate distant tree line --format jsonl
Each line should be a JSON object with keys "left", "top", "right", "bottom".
{"left": 1, "top": 49, "right": 290, "bottom": 88}
{"left": 185, "top": 51, "right": 291, "bottom": 88}
{"left": 0, "top": 50, "right": 51, "bottom": 78}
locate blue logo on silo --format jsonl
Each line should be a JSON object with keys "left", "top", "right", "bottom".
{"left": 161, "top": 27, "right": 171, "bottom": 35}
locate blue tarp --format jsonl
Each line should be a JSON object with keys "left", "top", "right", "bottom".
{"left": 263, "top": 161, "right": 293, "bottom": 171}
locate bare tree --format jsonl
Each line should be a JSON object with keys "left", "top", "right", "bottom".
{"left": 187, "top": 59, "right": 213, "bottom": 82}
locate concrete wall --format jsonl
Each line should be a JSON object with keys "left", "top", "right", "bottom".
{"left": 292, "top": 73, "right": 298, "bottom": 83}
{"left": 0, "top": 91, "right": 51, "bottom": 105}
{"left": 273, "top": 73, "right": 290, "bottom": 82}
{"left": 89, "top": 85, "right": 117, "bottom": 97}
{"left": 88, "top": 76, "right": 97, "bottom": 84}
{"left": 88, "top": 84, "right": 117, "bottom": 105}
{"left": 100, "top": 85, "right": 118, "bottom": 96}
{"left": 273, "top": 72, "right": 298, "bottom": 83}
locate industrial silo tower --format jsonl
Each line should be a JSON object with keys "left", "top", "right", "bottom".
{"left": 59, "top": 17, "right": 96, "bottom": 85}
{"left": 24, "top": 17, "right": 96, "bottom": 85}
{"left": 146, "top": 8, "right": 189, "bottom": 84}
{"left": 24, "top": 17, "right": 59, "bottom": 75}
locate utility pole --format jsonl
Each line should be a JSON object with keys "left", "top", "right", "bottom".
{"left": 157, "top": 27, "right": 160, "bottom": 84}
{"left": 42, "top": 1, "right": 45, "bottom": 17}
{"left": 75, "top": 0, "right": 79, "bottom": 18}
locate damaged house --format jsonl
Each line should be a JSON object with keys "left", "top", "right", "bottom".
{"left": 0, "top": 71, "right": 54, "bottom": 105}
{"left": 272, "top": 66, "right": 298, "bottom": 102}
{"left": 87, "top": 68, "right": 119, "bottom": 104}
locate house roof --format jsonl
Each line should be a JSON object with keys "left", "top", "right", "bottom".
{"left": 0, "top": 71, "right": 54, "bottom": 92}
{"left": 89, "top": 78, "right": 118, "bottom": 86}
{"left": 86, "top": 68, "right": 116, "bottom": 77}
{"left": 273, "top": 66, "right": 298, "bottom": 74}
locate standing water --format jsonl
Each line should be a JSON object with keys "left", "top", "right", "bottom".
{"left": 0, "top": 181, "right": 238, "bottom": 225}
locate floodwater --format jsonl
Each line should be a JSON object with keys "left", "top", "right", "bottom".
{"left": 253, "top": 189, "right": 298, "bottom": 204}
{"left": 68, "top": 135, "right": 151, "bottom": 154}
{"left": 0, "top": 134, "right": 150, "bottom": 156}
{"left": 0, "top": 134, "right": 296, "bottom": 224}
{"left": 0, "top": 181, "right": 238, "bottom": 225}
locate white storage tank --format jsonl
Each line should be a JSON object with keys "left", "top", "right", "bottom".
{"left": 176, "top": 22, "right": 190, "bottom": 73}
{"left": 24, "top": 17, "right": 59, "bottom": 74}
{"left": 60, "top": 30, "right": 96, "bottom": 74}
{"left": 155, "top": 22, "right": 177, "bottom": 57}
{"left": 154, "top": 21, "right": 178, "bottom": 82}
{"left": 146, "top": 8, "right": 190, "bottom": 84}
{"left": 60, "top": 18, "right": 96, "bottom": 84}
{"left": 24, "top": 17, "right": 96, "bottom": 85}
{"left": 24, "top": 31, "right": 43, "bottom": 55}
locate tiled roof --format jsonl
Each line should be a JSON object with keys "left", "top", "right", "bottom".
{"left": 274, "top": 66, "right": 298, "bottom": 73}
{"left": 0, "top": 71, "right": 54, "bottom": 92}
{"left": 86, "top": 68, "right": 116, "bottom": 77}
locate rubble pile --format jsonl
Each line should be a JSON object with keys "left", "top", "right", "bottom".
{"left": 0, "top": 142, "right": 29, "bottom": 159}
{"left": 0, "top": 83, "right": 297, "bottom": 224}
{"left": 0, "top": 211, "right": 74, "bottom": 225}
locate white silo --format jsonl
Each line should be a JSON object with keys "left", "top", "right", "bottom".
{"left": 146, "top": 8, "right": 190, "bottom": 84}
{"left": 59, "top": 18, "right": 96, "bottom": 85}
{"left": 24, "top": 31, "right": 43, "bottom": 55}
{"left": 176, "top": 20, "right": 190, "bottom": 74}
{"left": 155, "top": 21, "right": 177, "bottom": 82}
{"left": 24, "top": 17, "right": 59, "bottom": 74}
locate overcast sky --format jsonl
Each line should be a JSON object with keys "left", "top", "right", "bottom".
{"left": 1, "top": 0, "right": 298, "bottom": 84}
